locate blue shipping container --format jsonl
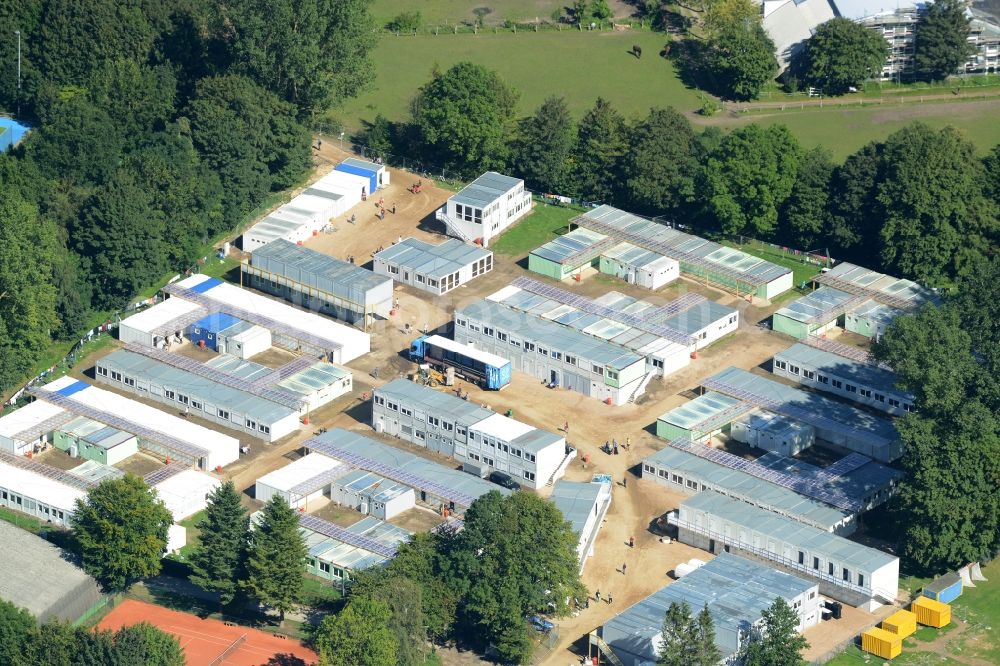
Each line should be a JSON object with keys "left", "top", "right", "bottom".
{"left": 335, "top": 163, "right": 377, "bottom": 194}
{"left": 410, "top": 335, "right": 511, "bottom": 390}
{"left": 922, "top": 572, "right": 963, "bottom": 604}
{"left": 189, "top": 313, "right": 243, "bottom": 351}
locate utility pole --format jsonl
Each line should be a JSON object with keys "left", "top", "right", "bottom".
{"left": 15, "top": 30, "right": 21, "bottom": 120}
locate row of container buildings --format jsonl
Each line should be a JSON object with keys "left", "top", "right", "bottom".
{"left": 529, "top": 205, "right": 794, "bottom": 300}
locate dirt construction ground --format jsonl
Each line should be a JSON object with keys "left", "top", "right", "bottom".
{"left": 70, "top": 147, "right": 888, "bottom": 665}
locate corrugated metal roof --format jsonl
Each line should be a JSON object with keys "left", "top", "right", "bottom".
{"left": 643, "top": 446, "right": 852, "bottom": 530}
{"left": 754, "top": 452, "right": 903, "bottom": 503}
{"left": 816, "top": 262, "right": 935, "bottom": 310}
{"left": 660, "top": 300, "right": 734, "bottom": 336}
{"left": 375, "top": 238, "right": 492, "bottom": 279}
{"left": 681, "top": 491, "right": 897, "bottom": 571}
{"left": 530, "top": 227, "right": 607, "bottom": 265}
{"left": 99, "top": 350, "right": 295, "bottom": 425}
{"left": 458, "top": 300, "right": 644, "bottom": 371}
{"left": 775, "top": 343, "right": 912, "bottom": 399}
{"left": 250, "top": 239, "right": 391, "bottom": 302}
{"left": 450, "top": 172, "right": 522, "bottom": 208}
{"left": 774, "top": 287, "right": 856, "bottom": 325}
{"left": 704, "top": 367, "right": 899, "bottom": 452}
{"left": 376, "top": 379, "right": 494, "bottom": 426}
{"left": 310, "top": 429, "right": 509, "bottom": 502}
{"left": 551, "top": 480, "right": 607, "bottom": 536}
{"left": 658, "top": 392, "right": 744, "bottom": 431}
{"left": 603, "top": 552, "right": 814, "bottom": 662}
{"left": 340, "top": 157, "right": 383, "bottom": 173}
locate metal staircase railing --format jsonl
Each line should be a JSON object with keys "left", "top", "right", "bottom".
{"left": 589, "top": 632, "right": 625, "bottom": 666}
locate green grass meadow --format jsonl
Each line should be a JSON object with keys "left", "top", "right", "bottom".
{"left": 491, "top": 202, "right": 583, "bottom": 257}
{"left": 824, "top": 558, "right": 1000, "bottom": 666}
{"left": 370, "top": 0, "right": 572, "bottom": 26}
{"left": 335, "top": 32, "right": 1000, "bottom": 161}
{"left": 336, "top": 31, "right": 701, "bottom": 131}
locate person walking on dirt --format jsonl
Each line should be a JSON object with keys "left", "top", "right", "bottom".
{"left": 595, "top": 590, "right": 600, "bottom": 602}
{"left": 563, "top": 421, "right": 569, "bottom": 434}
{"left": 608, "top": 594, "right": 613, "bottom": 605}
{"left": 622, "top": 563, "right": 627, "bottom": 575}
{"left": 629, "top": 536, "right": 635, "bottom": 548}
{"left": 392, "top": 203, "right": 397, "bottom": 214}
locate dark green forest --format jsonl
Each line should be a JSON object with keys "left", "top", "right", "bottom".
{"left": 0, "top": 0, "right": 376, "bottom": 393}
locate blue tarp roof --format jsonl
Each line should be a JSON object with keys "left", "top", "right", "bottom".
{"left": 55, "top": 380, "right": 89, "bottom": 398}
{"left": 189, "top": 277, "right": 222, "bottom": 294}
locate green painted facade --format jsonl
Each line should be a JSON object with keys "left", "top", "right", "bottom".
{"left": 771, "top": 313, "right": 812, "bottom": 340}
{"left": 657, "top": 420, "right": 697, "bottom": 441}
{"left": 528, "top": 253, "right": 593, "bottom": 280}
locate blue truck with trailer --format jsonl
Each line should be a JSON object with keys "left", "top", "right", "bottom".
{"left": 409, "top": 335, "right": 512, "bottom": 390}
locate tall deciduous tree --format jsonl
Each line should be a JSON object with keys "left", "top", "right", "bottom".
{"left": 700, "top": 124, "right": 801, "bottom": 236}
{"left": 876, "top": 123, "right": 997, "bottom": 285}
{"left": 780, "top": 146, "right": 833, "bottom": 250}
{"left": 187, "top": 74, "right": 311, "bottom": 225}
{"left": 111, "top": 623, "right": 186, "bottom": 666}
{"left": 798, "top": 18, "right": 889, "bottom": 95}
{"left": 188, "top": 481, "right": 249, "bottom": 606}
{"left": 512, "top": 96, "right": 575, "bottom": 195}
{"left": 873, "top": 270, "right": 1000, "bottom": 572}
{"left": 825, "top": 141, "right": 884, "bottom": 262}
{"left": 914, "top": 0, "right": 975, "bottom": 82}
{"left": 25, "top": 95, "right": 123, "bottom": 186}
{"left": 72, "top": 475, "right": 173, "bottom": 592}
{"left": 621, "top": 107, "right": 698, "bottom": 215}
{"left": 243, "top": 495, "right": 307, "bottom": 622}
{"left": 315, "top": 596, "right": 398, "bottom": 666}
{"left": 382, "top": 532, "right": 459, "bottom": 641}
{"left": 410, "top": 62, "right": 519, "bottom": 178}
{"left": 708, "top": 19, "right": 778, "bottom": 100}
{"left": 348, "top": 573, "right": 428, "bottom": 666}
{"left": 0, "top": 194, "right": 59, "bottom": 394}
{"left": 741, "top": 597, "right": 808, "bottom": 666}
{"left": 448, "top": 491, "right": 585, "bottom": 664}
{"left": 573, "top": 97, "right": 628, "bottom": 202}
{"left": 226, "top": 0, "right": 377, "bottom": 116}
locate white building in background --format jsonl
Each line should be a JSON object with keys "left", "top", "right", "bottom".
{"left": 550, "top": 480, "right": 613, "bottom": 574}
{"left": 436, "top": 172, "right": 532, "bottom": 246}
{"left": 373, "top": 238, "right": 493, "bottom": 295}
{"left": 254, "top": 452, "right": 348, "bottom": 510}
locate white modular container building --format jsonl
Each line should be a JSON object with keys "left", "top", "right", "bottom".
{"left": 36, "top": 375, "right": 240, "bottom": 470}
{"left": 673, "top": 491, "right": 899, "bottom": 610}
{"left": 0, "top": 455, "right": 87, "bottom": 527}
{"left": 205, "top": 354, "right": 353, "bottom": 413}
{"left": 373, "top": 238, "right": 493, "bottom": 296}
{"left": 152, "top": 469, "right": 221, "bottom": 521}
{"left": 118, "top": 297, "right": 205, "bottom": 348}
{"left": 372, "top": 379, "right": 570, "bottom": 490}
{"left": 436, "top": 172, "right": 532, "bottom": 246}
{"left": 0, "top": 400, "right": 70, "bottom": 456}
{"left": 95, "top": 350, "right": 302, "bottom": 443}
{"left": 164, "top": 274, "right": 371, "bottom": 363}
{"left": 329, "top": 469, "right": 416, "bottom": 520}
{"left": 772, "top": 343, "right": 915, "bottom": 416}
{"left": 254, "top": 452, "right": 347, "bottom": 509}
{"left": 730, "top": 411, "right": 816, "bottom": 457}
{"left": 550, "top": 480, "right": 613, "bottom": 573}
{"left": 599, "top": 242, "right": 680, "bottom": 290}
{"left": 309, "top": 170, "right": 370, "bottom": 213}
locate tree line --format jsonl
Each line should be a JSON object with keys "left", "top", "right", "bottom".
{"left": 0, "top": 0, "right": 377, "bottom": 394}
{"left": 874, "top": 258, "right": 1000, "bottom": 573}
{"left": 371, "top": 61, "right": 999, "bottom": 286}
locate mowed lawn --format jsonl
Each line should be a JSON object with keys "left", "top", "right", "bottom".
{"left": 335, "top": 31, "right": 702, "bottom": 131}
{"left": 370, "top": 0, "right": 580, "bottom": 26}
{"left": 731, "top": 98, "right": 1000, "bottom": 161}
{"left": 336, "top": 31, "right": 1000, "bottom": 161}
{"left": 492, "top": 203, "right": 583, "bottom": 257}
{"left": 825, "top": 558, "right": 1000, "bottom": 666}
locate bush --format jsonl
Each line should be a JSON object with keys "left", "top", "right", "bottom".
{"left": 386, "top": 11, "right": 422, "bottom": 33}
{"left": 698, "top": 96, "right": 721, "bottom": 116}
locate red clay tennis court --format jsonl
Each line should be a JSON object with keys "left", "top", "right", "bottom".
{"left": 97, "top": 599, "right": 317, "bottom": 666}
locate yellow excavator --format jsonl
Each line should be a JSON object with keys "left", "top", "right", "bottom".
{"left": 412, "top": 363, "right": 454, "bottom": 388}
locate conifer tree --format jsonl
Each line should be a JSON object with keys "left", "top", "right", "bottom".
{"left": 188, "top": 481, "right": 249, "bottom": 606}
{"left": 242, "top": 495, "right": 307, "bottom": 622}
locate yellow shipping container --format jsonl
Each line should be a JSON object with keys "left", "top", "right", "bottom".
{"left": 862, "top": 627, "right": 902, "bottom": 659}
{"left": 882, "top": 609, "right": 918, "bottom": 638}
{"left": 912, "top": 596, "right": 951, "bottom": 628}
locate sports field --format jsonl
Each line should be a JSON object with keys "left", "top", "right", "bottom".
{"left": 97, "top": 599, "right": 317, "bottom": 666}
{"left": 335, "top": 32, "right": 1000, "bottom": 161}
